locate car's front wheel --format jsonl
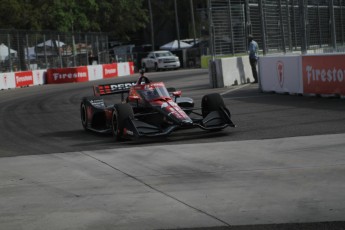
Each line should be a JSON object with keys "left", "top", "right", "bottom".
{"left": 201, "top": 93, "right": 227, "bottom": 118}
{"left": 112, "top": 103, "right": 134, "bottom": 141}
{"left": 80, "top": 102, "right": 88, "bottom": 130}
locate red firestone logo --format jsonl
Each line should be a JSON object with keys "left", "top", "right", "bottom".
{"left": 277, "top": 61, "right": 284, "bottom": 88}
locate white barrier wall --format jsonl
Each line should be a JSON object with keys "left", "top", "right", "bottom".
{"left": 32, "top": 70, "right": 46, "bottom": 85}
{"left": 211, "top": 56, "right": 255, "bottom": 87}
{"left": 259, "top": 55, "right": 303, "bottom": 94}
{"left": 0, "top": 62, "right": 134, "bottom": 90}
{"left": 0, "top": 72, "right": 15, "bottom": 90}
{"left": 258, "top": 54, "right": 345, "bottom": 97}
{"left": 87, "top": 65, "right": 103, "bottom": 81}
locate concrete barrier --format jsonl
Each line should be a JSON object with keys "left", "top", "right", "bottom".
{"left": 259, "top": 55, "right": 303, "bottom": 94}
{"left": 209, "top": 56, "right": 255, "bottom": 88}
{"left": 0, "top": 62, "right": 134, "bottom": 90}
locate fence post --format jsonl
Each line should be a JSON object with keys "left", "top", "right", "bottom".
{"left": 26, "top": 34, "right": 30, "bottom": 69}
{"left": 58, "top": 35, "right": 63, "bottom": 68}
{"left": 227, "top": 0, "right": 235, "bottom": 55}
{"left": 258, "top": 0, "right": 267, "bottom": 55}
{"left": 286, "top": 0, "right": 292, "bottom": 52}
{"left": 341, "top": 0, "right": 344, "bottom": 45}
{"left": 7, "top": 34, "right": 12, "bottom": 72}
{"left": 299, "top": 0, "right": 307, "bottom": 54}
{"left": 278, "top": 0, "right": 286, "bottom": 53}
{"left": 330, "top": 0, "right": 337, "bottom": 50}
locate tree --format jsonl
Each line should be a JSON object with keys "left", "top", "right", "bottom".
{"left": 96, "top": 0, "right": 149, "bottom": 41}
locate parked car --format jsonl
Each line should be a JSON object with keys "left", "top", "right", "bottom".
{"left": 141, "top": 51, "right": 180, "bottom": 71}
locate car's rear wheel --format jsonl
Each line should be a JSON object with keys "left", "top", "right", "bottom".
{"left": 201, "top": 93, "right": 226, "bottom": 118}
{"left": 112, "top": 103, "right": 134, "bottom": 141}
{"left": 80, "top": 102, "right": 88, "bottom": 130}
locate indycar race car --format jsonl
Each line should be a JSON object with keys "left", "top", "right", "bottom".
{"left": 80, "top": 71, "right": 235, "bottom": 140}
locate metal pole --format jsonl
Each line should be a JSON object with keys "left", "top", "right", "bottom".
{"left": 26, "top": 34, "right": 30, "bottom": 69}
{"left": 299, "top": 0, "right": 307, "bottom": 53}
{"left": 286, "top": 0, "right": 293, "bottom": 51}
{"left": 227, "top": 0, "right": 235, "bottom": 55}
{"left": 7, "top": 34, "right": 12, "bottom": 72}
{"left": 190, "top": 0, "right": 197, "bottom": 46}
{"left": 317, "top": 3, "right": 322, "bottom": 48}
{"left": 341, "top": 0, "right": 344, "bottom": 45}
{"left": 258, "top": 0, "right": 267, "bottom": 55}
{"left": 278, "top": 0, "right": 286, "bottom": 53}
{"left": 208, "top": 0, "right": 215, "bottom": 60}
{"left": 58, "top": 35, "right": 62, "bottom": 68}
{"left": 292, "top": 0, "right": 298, "bottom": 50}
{"left": 330, "top": 0, "right": 337, "bottom": 50}
{"left": 148, "top": 0, "right": 155, "bottom": 51}
{"left": 174, "top": 0, "right": 181, "bottom": 49}
{"left": 43, "top": 34, "right": 48, "bottom": 68}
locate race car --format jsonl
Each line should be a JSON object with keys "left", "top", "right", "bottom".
{"left": 80, "top": 71, "right": 235, "bottom": 140}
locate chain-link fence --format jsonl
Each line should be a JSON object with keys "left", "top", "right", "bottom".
{"left": 0, "top": 30, "right": 109, "bottom": 72}
{"left": 209, "top": 0, "right": 345, "bottom": 57}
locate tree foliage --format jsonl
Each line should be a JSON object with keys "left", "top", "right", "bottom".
{"left": 0, "top": 0, "right": 148, "bottom": 41}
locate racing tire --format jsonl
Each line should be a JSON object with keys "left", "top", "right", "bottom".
{"left": 112, "top": 103, "right": 134, "bottom": 141}
{"left": 201, "top": 93, "right": 226, "bottom": 118}
{"left": 80, "top": 102, "right": 88, "bottom": 130}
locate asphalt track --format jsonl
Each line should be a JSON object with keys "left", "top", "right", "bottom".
{"left": 0, "top": 69, "right": 345, "bottom": 229}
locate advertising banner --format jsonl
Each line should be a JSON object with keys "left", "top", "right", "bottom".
{"left": 32, "top": 70, "right": 46, "bottom": 86}
{"left": 88, "top": 64, "right": 103, "bottom": 81}
{"left": 302, "top": 54, "right": 345, "bottom": 95}
{"left": 117, "top": 62, "right": 132, "bottom": 77}
{"left": 259, "top": 55, "right": 302, "bottom": 94}
{"left": 102, "top": 63, "right": 118, "bottom": 78}
{"left": 0, "top": 72, "right": 15, "bottom": 90}
{"left": 15, "top": 71, "right": 34, "bottom": 87}
{"left": 46, "top": 66, "right": 89, "bottom": 84}
{"left": 129, "top": 62, "right": 135, "bottom": 75}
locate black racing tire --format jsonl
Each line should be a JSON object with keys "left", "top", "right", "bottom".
{"left": 112, "top": 103, "right": 134, "bottom": 141}
{"left": 80, "top": 102, "right": 88, "bottom": 130}
{"left": 201, "top": 93, "right": 226, "bottom": 118}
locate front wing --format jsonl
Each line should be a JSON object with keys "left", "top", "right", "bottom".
{"left": 119, "top": 108, "right": 235, "bottom": 139}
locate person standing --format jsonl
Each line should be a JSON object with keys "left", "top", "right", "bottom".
{"left": 248, "top": 34, "right": 259, "bottom": 83}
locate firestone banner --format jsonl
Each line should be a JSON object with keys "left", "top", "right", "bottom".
{"left": 15, "top": 71, "right": 34, "bottom": 87}
{"left": 302, "top": 54, "right": 345, "bottom": 95}
{"left": 102, "top": 63, "right": 118, "bottom": 78}
{"left": 46, "top": 66, "right": 89, "bottom": 84}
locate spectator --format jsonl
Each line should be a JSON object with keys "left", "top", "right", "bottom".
{"left": 248, "top": 34, "right": 259, "bottom": 83}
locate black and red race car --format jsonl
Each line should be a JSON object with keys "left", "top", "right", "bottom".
{"left": 80, "top": 72, "right": 235, "bottom": 140}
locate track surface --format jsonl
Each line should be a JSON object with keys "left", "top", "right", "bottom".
{"left": 1, "top": 68, "right": 345, "bottom": 158}
{"left": 1, "top": 69, "right": 345, "bottom": 230}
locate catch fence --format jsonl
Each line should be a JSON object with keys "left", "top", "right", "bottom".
{"left": 0, "top": 30, "right": 109, "bottom": 72}
{"left": 208, "top": 0, "right": 345, "bottom": 57}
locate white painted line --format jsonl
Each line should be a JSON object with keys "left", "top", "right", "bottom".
{"left": 220, "top": 84, "right": 250, "bottom": 96}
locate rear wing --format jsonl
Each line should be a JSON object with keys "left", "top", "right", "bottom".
{"left": 93, "top": 82, "right": 137, "bottom": 97}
